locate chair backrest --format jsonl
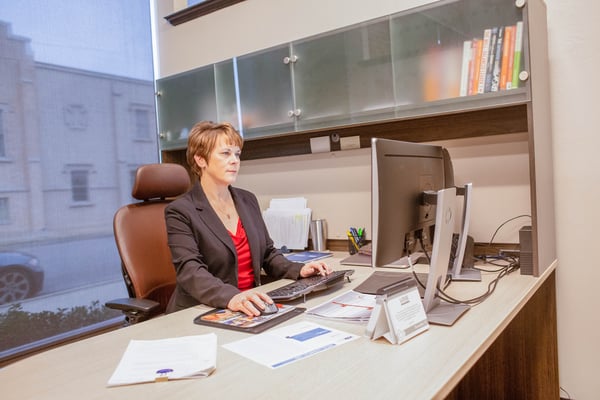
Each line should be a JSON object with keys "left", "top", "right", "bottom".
{"left": 113, "top": 163, "right": 190, "bottom": 314}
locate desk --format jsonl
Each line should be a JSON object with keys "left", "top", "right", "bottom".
{"left": 1, "top": 254, "right": 558, "bottom": 399}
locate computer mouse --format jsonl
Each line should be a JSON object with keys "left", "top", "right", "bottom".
{"left": 260, "top": 302, "right": 279, "bottom": 315}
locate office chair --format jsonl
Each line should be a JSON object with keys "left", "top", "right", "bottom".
{"left": 105, "top": 163, "right": 190, "bottom": 325}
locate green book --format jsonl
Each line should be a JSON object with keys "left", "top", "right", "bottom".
{"left": 511, "top": 21, "right": 524, "bottom": 89}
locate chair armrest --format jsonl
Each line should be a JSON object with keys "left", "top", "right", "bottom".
{"left": 105, "top": 297, "right": 160, "bottom": 315}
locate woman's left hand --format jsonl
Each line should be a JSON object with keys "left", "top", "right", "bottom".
{"left": 300, "top": 261, "right": 332, "bottom": 278}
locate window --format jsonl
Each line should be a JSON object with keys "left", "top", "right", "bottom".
{"left": 0, "top": 198, "right": 8, "bottom": 224}
{"left": 0, "top": 1, "right": 158, "bottom": 362}
{"left": 129, "top": 168, "right": 138, "bottom": 201}
{"left": 0, "top": 109, "right": 5, "bottom": 157}
{"left": 133, "top": 107, "right": 151, "bottom": 139}
{"left": 70, "top": 170, "right": 90, "bottom": 202}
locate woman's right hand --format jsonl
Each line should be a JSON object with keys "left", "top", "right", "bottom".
{"left": 227, "top": 290, "right": 273, "bottom": 317}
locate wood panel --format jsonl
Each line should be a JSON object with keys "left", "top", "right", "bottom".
{"left": 161, "top": 104, "right": 528, "bottom": 163}
{"left": 445, "top": 271, "right": 559, "bottom": 399}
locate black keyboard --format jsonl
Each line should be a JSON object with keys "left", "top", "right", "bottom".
{"left": 267, "top": 269, "right": 354, "bottom": 301}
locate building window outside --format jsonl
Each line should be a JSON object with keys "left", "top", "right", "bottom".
{"left": 129, "top": 168, "right": 137, "bottom": 201}
{"left": 63, "top": 104, "right": 88, "bottom": 130}
{"left": 70, "top": 170, "right": 90, "bottom": 202}
{"left": 0, "top": 198, "right": 9, "bottom": 224}
{"left": 134, "top": 108, "right": 150, "bottom": 139}
{"left": 0, "top": 109, "right": 5, "bottom": 157}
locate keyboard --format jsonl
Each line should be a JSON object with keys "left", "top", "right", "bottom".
{"left": 267, "top": 269, "right": 354, "bottom": 301}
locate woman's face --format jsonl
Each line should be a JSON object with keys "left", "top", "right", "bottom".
{"left": 196, "top": 135, "right": 241, "bottom": 185}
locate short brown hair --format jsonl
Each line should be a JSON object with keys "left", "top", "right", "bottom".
{"left": 186, "top": 121, "right": 243, "bottom": 178}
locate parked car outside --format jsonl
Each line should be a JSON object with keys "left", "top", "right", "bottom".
{"left": 0, "top": 251, "right": 44, "bottom": 305}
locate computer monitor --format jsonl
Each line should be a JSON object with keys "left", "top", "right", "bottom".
{"left": 371, "top": 138, "right": 452, "bottom": 268}
{"left": 370, "top": 138, "right": 470, "bottom": 325}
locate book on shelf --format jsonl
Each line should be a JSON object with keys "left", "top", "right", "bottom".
{"left": 459, "top": 39, "right": 472, "bottom": 96}
{"left": 500, "top": 25, "right": 515, "bottom": 90}
{"left": 477, "top": 28, "right": 493, "bottom": 94}
{"left": 460, "top": 20, "right": 524, "bottom": 96}
{"left": 490, "top": 26, "right": 504, "bottom": 92}
{"left": 469, "top": 38, "right": 483, "bottom": 95}
{"left": 512, "top": 21, "right": 524, "bottom": 89}
{"left": 484, "top": 27, "right": 499, "bottom": 93}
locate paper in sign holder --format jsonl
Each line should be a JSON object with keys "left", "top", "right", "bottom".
{"left": 365, "top": 276, "right": 429, "bottom": 344}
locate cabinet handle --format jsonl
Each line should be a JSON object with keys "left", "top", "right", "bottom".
{"left": 515, "top": 0, "right": 526, "bottom": 8}
{"left": 159, "top": 132, "right": 166, "bottom": 139}
{"left": 283, "top": 55, "right": 298, "bottom": 64}
{"left": 519, "top": 70, "right": 529, "bottom": 82}
{"left": 288, "top": 109, "right": 302, "bottom": 118}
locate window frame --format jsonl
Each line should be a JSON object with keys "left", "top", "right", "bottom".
{"left": 164, "top": 0, "right": 245, "bottom": 26}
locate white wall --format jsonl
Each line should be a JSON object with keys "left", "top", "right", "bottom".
{"left": 545, "top": 1, "right": 600, "bottom": 399}
{"left": 154, "top": 0, "right": 599, "bottom": 397}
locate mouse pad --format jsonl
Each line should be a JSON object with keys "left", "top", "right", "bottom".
{"left": 193, "top": 305, "right": 306, "bottom": 334}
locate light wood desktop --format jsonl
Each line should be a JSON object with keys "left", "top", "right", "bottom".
{"left": 0, "top": 253, "right": 558, "bottom": 399}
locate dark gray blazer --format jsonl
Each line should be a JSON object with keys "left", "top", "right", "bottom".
{"left": 164, "top": 181, "right": 303, "bottom": 313}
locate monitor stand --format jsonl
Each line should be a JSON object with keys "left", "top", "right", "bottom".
{"left": 422, "top": 187, "right": 470, "bottom": 326}
{"left": 450, "top": 183, "right": 481, "bottom": 282}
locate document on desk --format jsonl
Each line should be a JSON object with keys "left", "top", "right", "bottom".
{"left": 107, "top": 333, "right": 217, "bottom": 387}
{"left": 222, "top": 321, "right": 358, "bottom": 369}
{"left": 306, "top": 290, "right": 376, "bottom": 324}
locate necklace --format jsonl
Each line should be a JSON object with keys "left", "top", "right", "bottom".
{"left": 210, "top": 197, "right": 234, "bottom": 220}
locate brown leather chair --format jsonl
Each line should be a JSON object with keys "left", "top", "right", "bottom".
{"left": 105, "top": 163, "right": 190, "bottom": 324}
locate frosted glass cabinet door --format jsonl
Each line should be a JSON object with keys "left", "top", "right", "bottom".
{"left": 156, "top": 65, "right": 217, "bottom": 150}
{"left": 293, "top": 19, "right": 395, "bottom": 131}
{"left": 214, "top": 59, "right": 239, "bottom": 128}
{"left": 391, "top": 0, "right": 523, "bottom": 107}
{"left": 236, "top": 45, "right": 294, "bottom": 139}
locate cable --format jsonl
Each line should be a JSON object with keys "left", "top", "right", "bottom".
{"left": 436, "top": 259, "right": 519, "bottom": 306}
{"left": 412, "top": 218, "right": 523, "bottom": 307}
{"left": 559, "top": 386, "right": 572, "bottom": 400}
{"left": 488, "top": 214, "right": 531, "bottom": 246}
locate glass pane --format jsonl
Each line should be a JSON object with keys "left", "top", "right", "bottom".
{"left": 0, "top": 1, "right": 157, "bottom": 355}
{"left": 236, "top": 45, "right": 294, "bottom": 138}
{"left": 156, "top": 65, "right": 217, "bottom": 150}
{"left": 214, "top": 59, "right": 240, "bottom": 131}
{"left": 294, "top": 18, "right": 395, "bottom": 131}
{"left": 391, "top": 0, "right": 524, "bottom": 105}
{"left": 293, "top": 31, "right": 350, "bottom": 128}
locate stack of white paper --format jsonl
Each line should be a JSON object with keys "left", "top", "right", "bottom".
{"left": 262, "top": 197, "right": 311, "bottom": 250}
{"left": 107, "top": 334, "right": 217, "bottom": 387}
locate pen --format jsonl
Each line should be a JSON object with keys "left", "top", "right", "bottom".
{"left": 349, "top": 227, "right": 361, "bottom": 247}
{"left": 347, "top": 231, "right": 360, "bottom": 251}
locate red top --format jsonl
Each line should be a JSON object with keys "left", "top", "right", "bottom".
{"left": 228, "top": 218, "right": 254, "bottom": 290}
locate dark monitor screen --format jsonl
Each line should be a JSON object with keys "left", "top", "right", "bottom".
{"left": 371, "top": 138, "right": 453, "bottom": 268}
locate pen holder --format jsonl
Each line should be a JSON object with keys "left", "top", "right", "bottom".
{"left": 347, "top": 230, "right": 365, "bottom": 255}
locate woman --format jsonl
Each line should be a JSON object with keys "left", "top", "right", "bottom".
{"left": 165, "top": 121, "right": 331, "bottom": 316}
